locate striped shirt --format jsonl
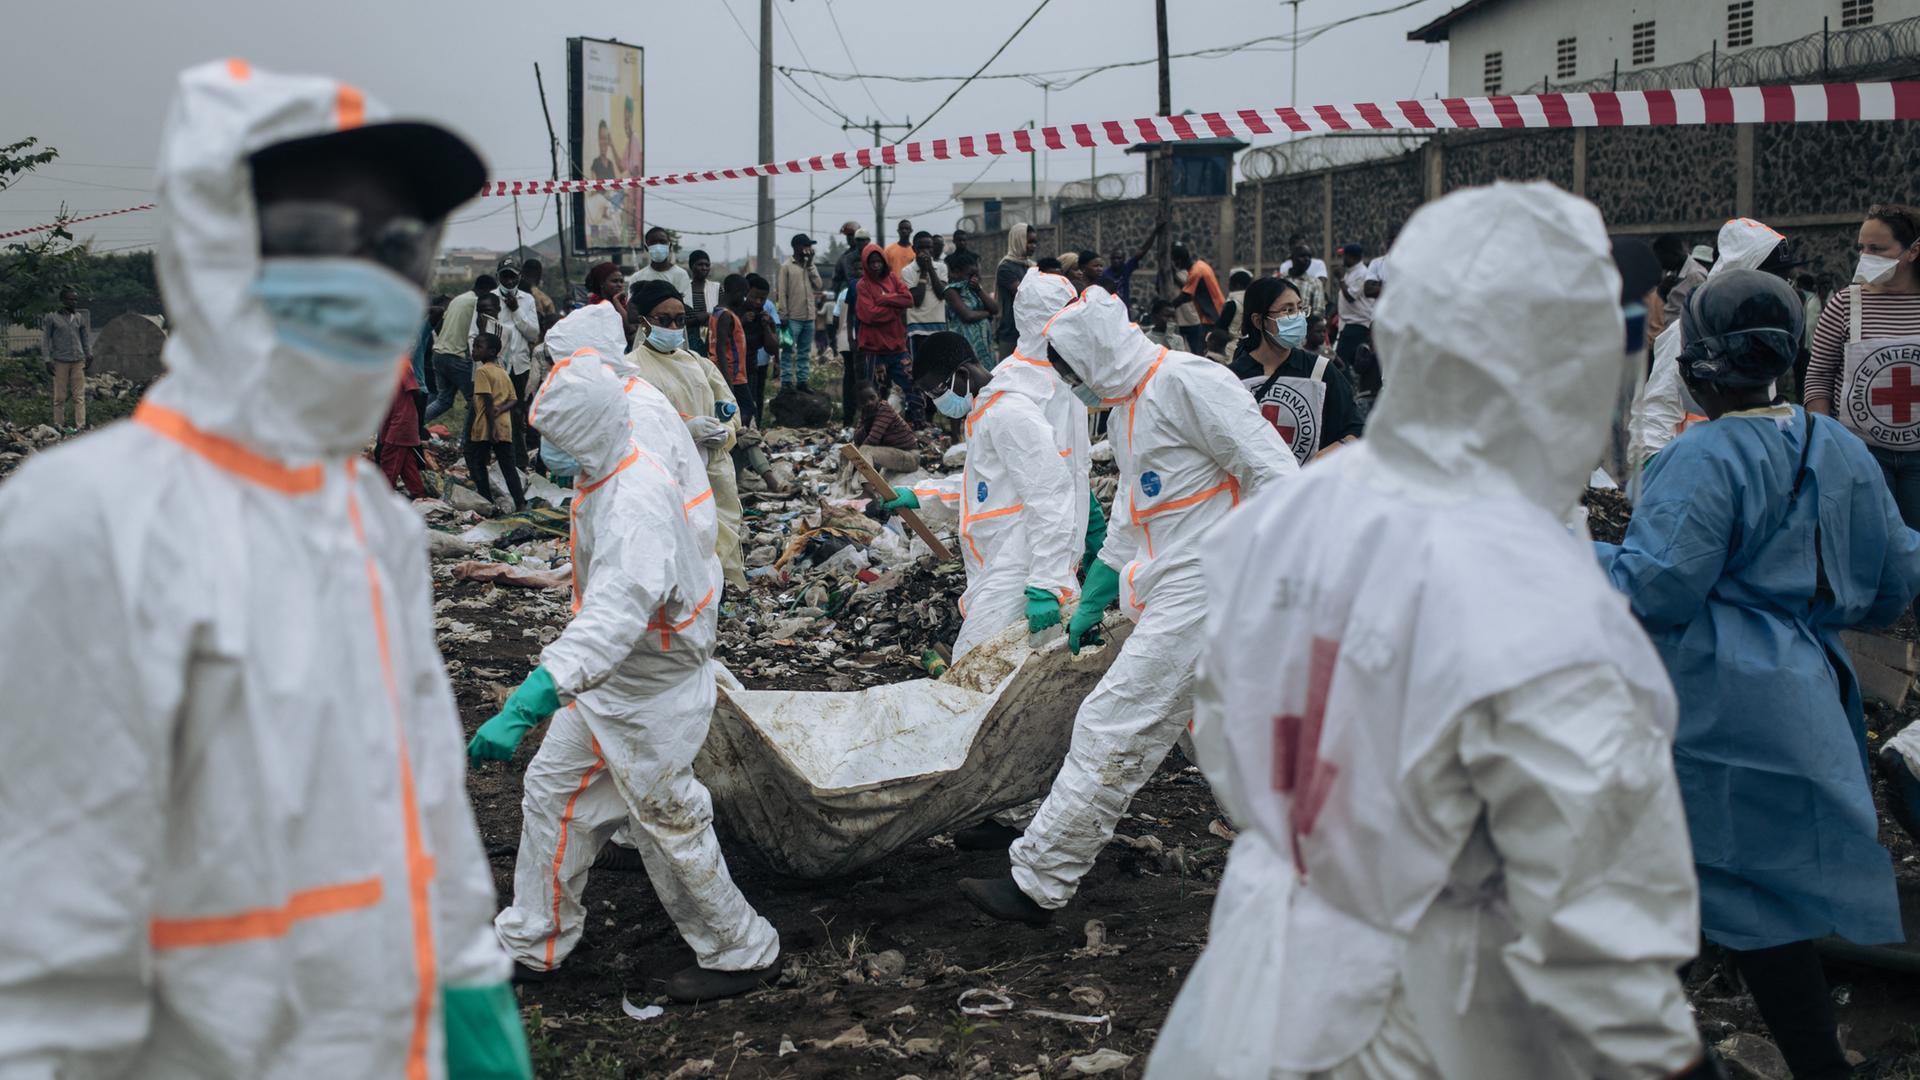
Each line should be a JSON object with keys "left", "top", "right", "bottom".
{"left": 1807, "top": 287, "right": 1920, "bottom": 403}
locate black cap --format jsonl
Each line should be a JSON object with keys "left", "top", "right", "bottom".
{"left": 791, "top": 233, "right": 816, "bottom": 249}
{"left": 251, "top": 120, "right": 488, "bottom": 222}
{"left": 1609, "top": 237, "right": 1662, "bottom": 305}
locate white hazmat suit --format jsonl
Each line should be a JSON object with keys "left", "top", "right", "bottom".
{"left": 907, "top": 270, "right": 1087, "bottom": 660}
{"left": 1147, "top": 182, "right": 1705, "bottom": 1080}
{"left": 1006, "top": 287, "right": 1296, "bottom": 908}
{"left": 1629, "top": 217, "right": 1787, "bottom": 473}
{"left": 492, "top": 348, "right": 779, "bottom": 975}
{"left": 0, "top": 60, "right": 510, "bottom": 1077}
{"left": 547, "top": 303, "right": 721, "bottom": 593}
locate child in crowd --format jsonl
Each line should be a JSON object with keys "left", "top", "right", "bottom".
{"left": 468, "top": 330, "right": 527, "bottom": 512}
{"left": 853, "top": 384, "right": 920, "bottom": 474}
{"left": 378, "top": 362, "right": 427, "bottom": 499}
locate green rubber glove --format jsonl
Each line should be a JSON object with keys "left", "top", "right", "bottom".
{"left": 1082, "top": 490, "right": 1108, "bottom": 575}
{"left": 882, "top": 485, "right": 920, "bottom": 510}
{"left": 1070, "top": 560, "right": 1121, "bottom": 654}
{"left": 443, "top": 982, "right": 533, "bottom": 1079}
{"left": 1024, "top": 586, "right": 1063, "bottom": 633}
{"left": 468, "top": 666, "right": 561, "bottom": 766}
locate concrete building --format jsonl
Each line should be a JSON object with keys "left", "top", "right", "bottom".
{"left": 951, "top": 180, "right": 1065, "bottom": 232}
{"left": 1411, "top": 0, "right": 1920, "bottom": 96}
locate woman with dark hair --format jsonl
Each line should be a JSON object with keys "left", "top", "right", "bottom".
{"left": 1229, "top": 275, "right": 1363, "bottom": 464}
{"left": 585, "top": 261, "right": 627, "bottom": 313}
{"left": 1807, "top": 203, "right": 1920, "bottom": 620}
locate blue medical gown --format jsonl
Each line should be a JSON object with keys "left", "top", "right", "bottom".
{"left": 1597, "top": 407, "right": 1920, "bottom": 950}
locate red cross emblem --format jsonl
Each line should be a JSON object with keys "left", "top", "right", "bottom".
{"left": 1272, "top": 636, "right": 1341, "bottom": 875}
{"left": 1262, "top": 402, "right": 1296, "bottom": 444}
{"left": 1871, "top": 363, "right": 1920, "bottom": 426}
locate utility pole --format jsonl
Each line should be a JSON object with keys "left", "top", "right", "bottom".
{"left": 756, "top": 0, "right": 775, "bottom": 274}
{"left": 844, "top": 117, "right": 912, "bottom": 242}
{"left": 533, "top": 62, "right": 570, "bottom": 298}
{"left": 1029, "top": 122, "right": 1038, "bottom": 237}
{"left": 1288, "top": 0, "right": 1302, "bottom": 109}
{"left": 1155, "top": 0, "right": 1173, "bottom": 299}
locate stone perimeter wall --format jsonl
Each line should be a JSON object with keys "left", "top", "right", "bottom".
{"left": 1058, "top": 118, "right": 1920, "bottom": 293}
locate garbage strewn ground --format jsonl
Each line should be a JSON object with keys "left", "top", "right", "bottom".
{"left": 4, "top": 380, "right": 1919, "bottom": 1075}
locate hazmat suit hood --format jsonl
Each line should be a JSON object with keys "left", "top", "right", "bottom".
{"left": 141, "top": 60, "right": 485, "bottom": 461}
{"left": 546, "top": 301, "right": 630, "bottom": 365}
{"left": 1368, "top": 181, "right": 1625, "bottom": 516}
{"left": 1013, "top": 268, "right": 1080, "bottom": 358}
{"left": 1710, "top": 217, "right": 1785, "bottom": 278}
{"left": 1044, "top": 285, "right": 1161, "bottom": 402}
{"left": 527, "top": 335, "right": 632, "bottom": 481}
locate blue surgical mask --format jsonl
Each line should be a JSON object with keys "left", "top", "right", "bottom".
{"left": 250, "top": 257, "right": 424, "bottom": 367}
{"left": 1070, "top": 383, "right": 1102, "bottom": 408}
{"left": 541, "top": 441, "right": 579, "bottom": 478}
{"left": 1264, "top": 313, "right": 1308, "bottom": 351}
{"left": 647, "top": 325, "right": 687, "bottom": 352}
{"left": 933, "top": 385, "right": 974, "bottom": 419}
{"left": 648, "top": 243, "right": 671, "bottom": 264}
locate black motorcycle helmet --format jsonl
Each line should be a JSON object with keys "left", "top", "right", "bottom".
{"left": 1678, "top": 268, "right": 1805, "bottom": 388}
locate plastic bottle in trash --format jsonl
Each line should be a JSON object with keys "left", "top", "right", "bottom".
{"left": 921, "top": 648, "right": 949, "bottom": 677}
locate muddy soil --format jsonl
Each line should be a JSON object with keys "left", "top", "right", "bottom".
{"left": 438, "top": 562, "right": 1920, "bottom": 1079}
{"left": 445, "top": 567, "right": 1226, "bottom": 1079}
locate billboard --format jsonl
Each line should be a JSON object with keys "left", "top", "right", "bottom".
{"left": 568, "top": 36, "right": 645, "bottom": 254}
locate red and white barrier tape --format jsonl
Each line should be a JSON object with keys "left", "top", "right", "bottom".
{"left": 481, "top": 80, "right": 1920, "bottom": 196}
{"left": 7, "top": 81, "right": 1916, "bottom": 239}
{"left": 0, "top": 201, "right": 157, "bottom": 242}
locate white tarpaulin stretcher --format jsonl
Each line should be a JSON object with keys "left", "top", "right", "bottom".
{"left": 694, "top": 619, "right": 1130, "bottom": 878}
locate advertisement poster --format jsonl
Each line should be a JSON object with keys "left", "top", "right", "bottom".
{"left": 568, "top": 37, "right": 644, "bottom": 253}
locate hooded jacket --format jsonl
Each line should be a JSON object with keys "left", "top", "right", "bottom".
{"left": 544, "top": 305, "right": 722, "bottom": 596}
{"left": 854, "top": 241, "right": 912, "bottom": 354}
{"left": 1151, "top": 182, "right": 1701, "bottom": 1080}
{"left": 1045, "top": 286, "right": 1295, "bottom": 615}
{"left": 0, "top": 60, "right": 505, "bottom": 1077}
{"left": 1003, "top": 268, "right": 1092, "bottom": 554}
{"left": 526, "top": 347, "right": 716, "bottom": 702}
{"left": 1630, "top": 218, "right": 1787, "bottom": 470}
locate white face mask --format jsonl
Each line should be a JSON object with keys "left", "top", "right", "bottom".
{"left": 648, "top": 243, "right": 671, "bottom": 264}
{"left": 1856, "top": 251, "right": 1903, "bottom": 285}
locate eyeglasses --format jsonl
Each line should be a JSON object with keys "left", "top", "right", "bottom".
{"left": 257, "top": 201, "right": 440, "bottom": 285}
{"left": 1266, "top": 304, "right": 1306, "bottom": 318}
{"left": 647, "top": 313, "right": 687, "bottom": 328}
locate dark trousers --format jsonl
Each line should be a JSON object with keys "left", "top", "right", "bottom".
{"left": 866, "top": 350, "right": 918, "bottom": 422}
{"left": 1178, "top": 324, "right": 1209, "bottom": 355}
{"left": 1729, "top": 941, "right": 1850, "bottom": 1080}
{"left": 841, "top": 351, "right": 868, "bottom": 423}
{"left": 464, "top": 439, "right": 526, "bottom": 509}
{"left": 752, "top": 360, "right": 771, "bottom": 425}
{"left": 1336, "top": 323, "right": 1380, "bottom": 395}
{"left": 734, "top": 379, "right": 758, "bottom": 429}
{"left": 1872, "top": 445, "right": 1920, "bottom": 623}
{"left": 424, "top": 353, "right": 472, "bottom": 425}
{"left": 509, "top": 369, "right": 535, "bottom": 469}
{"left": 379, "top": 442, "right": 425, "bottom": 499}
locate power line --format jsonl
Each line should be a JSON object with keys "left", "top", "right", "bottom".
{"left": 718, "top": 0, "right": 848, "bottom": 133}
{"left": 824, "top": 0, "right": 893, "bottom": 123}
{"left": 781, "top": 0, "right": 1435, "bottom": 91}
{"left": 690, "top": 0, "right": 1056, "bottom": 238}
{"left": 773, "top": 0, "right": 864, "bottom": 144}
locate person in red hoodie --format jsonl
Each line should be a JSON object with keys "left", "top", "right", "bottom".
{"left": 378, "top": 363, "right": 427, "bottom": 499}
{"left": 855, "top": 241, "right": 919, "bottom": 422}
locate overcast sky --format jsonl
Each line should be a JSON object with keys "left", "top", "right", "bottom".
{"left": 3, "top": 0, "right": 1455, "bottom": 266}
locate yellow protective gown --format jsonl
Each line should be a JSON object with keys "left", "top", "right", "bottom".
{"left": 625, "top": 339, "right": 747, "bottom": 588}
